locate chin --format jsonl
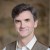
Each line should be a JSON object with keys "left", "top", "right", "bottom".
{"left": 20, "top": 34, "right": 29, "bottom": 38}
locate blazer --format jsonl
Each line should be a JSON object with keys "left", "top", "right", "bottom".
{"left": 5, "top": 41, "right": 47, "bottom": 50}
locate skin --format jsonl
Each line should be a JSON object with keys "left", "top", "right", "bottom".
{"left": 14, "top": 11, "right": 38, "bottom": 47}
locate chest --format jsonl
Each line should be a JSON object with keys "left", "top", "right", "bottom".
{"left": 6, "top": 41, "right": 47, "bottom": 50}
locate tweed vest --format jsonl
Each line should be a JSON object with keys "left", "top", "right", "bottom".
{"left": 6, "top": 41, "right": 47, "bottom": 50}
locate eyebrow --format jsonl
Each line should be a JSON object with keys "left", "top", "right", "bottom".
{"left": 14, "top": 18, "right": 30, "bottom": 21}
{"left": 25, "top": 18, "right": 30, "bottom": 21}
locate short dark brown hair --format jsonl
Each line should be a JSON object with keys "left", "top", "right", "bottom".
{"left": 12, "top": 3, "right": 37, "bottom": 21}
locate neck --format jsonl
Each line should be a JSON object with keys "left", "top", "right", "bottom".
{"left": 18, "top": 33, "right": 34, "bottom": 47}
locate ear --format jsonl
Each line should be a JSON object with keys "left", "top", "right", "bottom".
{"left": 34, "top": 20, "right": 38, "bottom": 28}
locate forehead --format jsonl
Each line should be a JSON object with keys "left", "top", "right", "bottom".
{"left": 14, "top": 11, "right": 34, "bottom": 20}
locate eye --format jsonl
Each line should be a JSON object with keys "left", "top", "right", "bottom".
{"left": 25, "top": 19, "right": 30, "bottom": 22}
{"left": 15, "top": 20, "right": 21, "bottom": 23}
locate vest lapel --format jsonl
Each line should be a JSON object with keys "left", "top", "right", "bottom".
{"left": 31, "top": 41, "right": 38, "bottom": 50}
{"left": 6, "top": 41, "right": 47, "bottom": 50}
{"left": 6, "top": 41, "right": 16, "bottom": 50}
{"left": 31, "top": 41, "right": 47, "bottom": 50}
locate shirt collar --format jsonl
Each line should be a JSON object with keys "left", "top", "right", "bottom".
{"left": 16, "top": 35, "right": 37, "bottom": 50}
{"left": 26, "top": 35, "right": 37, "bottom": 50}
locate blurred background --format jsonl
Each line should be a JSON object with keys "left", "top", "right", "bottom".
{"left": 0, "top": 0, "right": 49, "bottom": 49}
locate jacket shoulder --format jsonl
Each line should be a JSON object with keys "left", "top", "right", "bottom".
{"left": 32, "top": 41, "right": 47, "bottom": 50}
{"left": 4, "top": 41, "right": 16, "bottom": 50}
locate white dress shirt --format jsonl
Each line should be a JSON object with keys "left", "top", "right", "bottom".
{"left": 47, "top": 48, "right": 50, "bottom": 50}
{"left": 3, "top": 35, "right": 37, "bottom": 50}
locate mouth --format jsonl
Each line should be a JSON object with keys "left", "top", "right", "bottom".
{"left": 20, "top": 30, "right": 26, "bottom": 32}
{"left": 20, "top": 28, "right": 28, "bottom": 31}
{"left": 19, "top": 29, "right": 28, "bottom": 32}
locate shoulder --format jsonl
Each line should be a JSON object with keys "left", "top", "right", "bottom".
{"left": 37, "top": 41, "right": 47, "bottom": 48}
{"left": 32, "top": 41, "right": 48, "bottom": 50}
{"left": 3, "top": 41, "right": 16, "bottom": 50}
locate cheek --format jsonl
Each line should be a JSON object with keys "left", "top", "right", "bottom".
{"left": 27, "top": 22, "right": 34, "bottom": 28}
{"left": 15, "top": 24, "right": 20, "bottom": 30}
{"left": 27, "top": 23, "right": 34, "bottom": 34}
{"left": 28, "top": 24, "right": 34, "bottom": 32}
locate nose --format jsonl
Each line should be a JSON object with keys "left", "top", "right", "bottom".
{"left": 20, "top": 21, "right": 25, "bottom": 28}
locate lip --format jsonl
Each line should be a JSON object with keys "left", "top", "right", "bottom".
{"left": 19, "top": 30, "right": 28, "bottom": 35}
{"left": 19, "top": 29, "right": 28, "bottom": 33}
{"left": 20, "top": 29, "right": 26, "bottom": 31}
{"left": 19, "top": 28, "right": 27, "bottom": 31}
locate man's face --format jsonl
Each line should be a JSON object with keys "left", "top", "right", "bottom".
{"left": 14, "top": 11, "right": 38, "bottom": 37}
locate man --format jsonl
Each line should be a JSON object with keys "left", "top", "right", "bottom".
{"left": 3, "top": 3, "right": 47, "bottom": 50}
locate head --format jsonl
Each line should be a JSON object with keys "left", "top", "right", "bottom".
{"left": 12, "top": 3, "right": 38, "bottom": 38}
